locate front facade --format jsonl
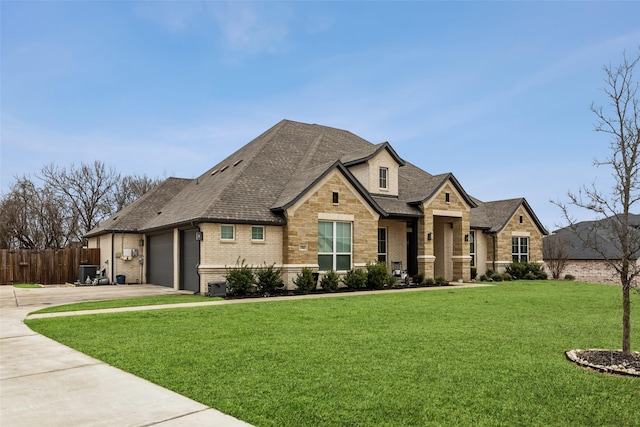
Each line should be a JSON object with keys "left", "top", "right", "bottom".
{"left": 86, "top": 120, "right": 547, "bottom": 292}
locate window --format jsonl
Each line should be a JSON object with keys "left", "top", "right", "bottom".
{"left": 445, "top": 192, "right": 450, "bottom": 203}
{"left": 318, "top": 221, "right": 352, "bottom": 271}
{"left": 220, "top": 225, "right": 234, "bottom": 241}
{"left": 251, "top": 226, "right": 264, "bottom": 241}
{"left": 332, "top": 192, "right": 339, "bottom": 204}
{"left": 378, "top": 228, "right": 387, "bottom": 262}
{"left": 469, "top": 231, "right": 475, "bottom": 267}
{"left": 512, "top": 237, "right": 528, "bottom": 262}
{"left": 379, "top": 167, "right": 388, "bottom": 189}
{"left": 519, "top": 215, "right": 523, "bottom": 224}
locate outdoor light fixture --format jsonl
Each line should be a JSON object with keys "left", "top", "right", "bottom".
{"left": 464, "top": 234, "right": 469, "bottom": 242}
{"left": 195, "top": 231, "right": 204, "bottom": 241}
{"left": 427, "top": 232, "right": 433, "bottom": 241}
{"left": 139, "top": 239, "right": 144, "bottom": 247}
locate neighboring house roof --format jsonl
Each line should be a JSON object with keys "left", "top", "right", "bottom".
{"left": 85, "top": 177, "right": 192, "bottom": 237}
{"left": 470, "top": 197, "right": 547, "bottom": 234}
{"left": 85, "top": 119, "right": 543, "bottom": 236}
{"left": 544, "top": 214, "right": 640, "bottom": 260}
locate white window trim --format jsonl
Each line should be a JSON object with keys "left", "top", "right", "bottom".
{"left": 318, "top": 221, "right": 352, "bottom": 271}
{"left": 220, "top": 225, "right": 235, "bottom": 241}
{"left": 379, "top": 167, "right": 388, "bottom": 190}
{"left": 378, "top": 227, "right": 387, "bottom": 262}
{"left": 251, "top": 225, "right": 265, "bottom": 242}
{"left": 512, "top": 236, "right": 529, "bottom": 262}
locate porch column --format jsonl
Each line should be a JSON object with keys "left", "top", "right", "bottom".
{"left": 452, "top": 217, "right": 471, "bottom": 282}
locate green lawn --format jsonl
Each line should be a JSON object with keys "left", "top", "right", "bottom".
{"left": 26, "top": 281, "right": 639, "bottom": 426}
{"left": 30, "top": 294, "right": 218, "bottom": 314}
{"left": 13, "top": 283, "right": 41, "bottom": 288}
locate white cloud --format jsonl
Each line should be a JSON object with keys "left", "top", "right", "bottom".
{"left": 210, "top": 2, "right": 292, "bottom": 55}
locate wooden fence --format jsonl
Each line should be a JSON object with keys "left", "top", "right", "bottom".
{"left": 0, "top": 248, "right": 101, "bottom": 285}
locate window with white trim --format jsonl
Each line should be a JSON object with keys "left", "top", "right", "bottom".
{"left": 220, "top": 225, "right": 235, "bottom": 241}
{"left": 469, "top": 230, "right": 476, "bottom": 267}
{"left": 251, "top": 226, "right": 264, "bottom": 241}
{"left": 378, "top": 228, "right": 387, "bottom": 262}
{"left": 379, "top": 167, "right": 388, "bottom": 189}
{"left": 512, "top": 237, "right": 528, "bottom": 262}
{"left": 318, "top": 221, "right": 352, "bottom": 271}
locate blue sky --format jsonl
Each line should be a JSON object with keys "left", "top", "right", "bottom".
{"left": 1, "top": 1, "right": 639, "bottom": 230}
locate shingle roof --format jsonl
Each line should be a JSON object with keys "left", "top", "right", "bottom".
{"left": 544, "top": 214, "right": 640, "bottom": 260}
{"left": 86, "top": 119, "right": 539, "bottom": 235}
{"left": 85, "top": 177, "right": 192, "bottom": 237}
{"left": 470, "top": 197, "right": 547, "bottom": 234}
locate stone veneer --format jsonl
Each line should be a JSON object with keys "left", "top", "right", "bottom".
{"left": 490, "top": 205, "right": 544, "bottom": 273}
{"left": 282, "top": 170, "right": 379, "bottom": 288}
{"left": 419, "top": 181, "right": 471, "bottom": 282}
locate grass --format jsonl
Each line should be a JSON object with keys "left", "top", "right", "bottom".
{"left": 26, "top": 281, "right": 639, "bottom": 426}
{"left": 30, "top": 294, "right": 218, "bottom": 314}
{"left": 13, "top": 283, "right": 42, "bottom": 288}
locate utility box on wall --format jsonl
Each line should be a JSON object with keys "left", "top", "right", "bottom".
{"left": 120, "top": 248, "right": 138, "bottom": 261}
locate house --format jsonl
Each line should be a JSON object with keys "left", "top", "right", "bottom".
{"left": 85, "top": 120, "right": 547, "bottom": 292}
{"left": 543, "top": 214, "right": 640, "bottom": 284}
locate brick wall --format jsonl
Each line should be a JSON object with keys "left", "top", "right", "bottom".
{"left": 545, "top": 259, "right": 640, "bottom": 285}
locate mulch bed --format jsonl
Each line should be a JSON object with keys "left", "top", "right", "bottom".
{"left": 565, "top": 349, "right": 640, "bottom": 377}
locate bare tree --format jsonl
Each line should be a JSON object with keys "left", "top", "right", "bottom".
{"left": 40, "top": 161, "right": 121, "bottom": 242}
{"left": 1, "top": 163, "right": 161, "bottom": 250}
{"left": 554, "top": 49, "right": 640, "bottom": 355}
{"left": 0, "top": 176, "right": 74, "bottom": 249}
{"left": 543, "top": 233, "right": 570, "bottom": 280}
{"left": 111, "top": 174, "right": 162, "bottom": 212}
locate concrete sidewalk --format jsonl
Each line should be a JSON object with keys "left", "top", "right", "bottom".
{"left": 0, "top": 285, "right": 253, "bottom": 427}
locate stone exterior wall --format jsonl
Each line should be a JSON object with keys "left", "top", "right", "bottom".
{"left": 283, "top": 170, "right": 379, "bottom": 288}
{"left": 420, "top": 181, "right": 471, "bottom": 282}
{"left": 492, "top": 206, "right": 545, "bottom": 273}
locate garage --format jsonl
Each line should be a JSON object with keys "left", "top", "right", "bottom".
{"left": 147, "top": 232, "right": 174, "bottom": 287}
{"left": 180, "top": 229, "right": 200, "bottom": 293}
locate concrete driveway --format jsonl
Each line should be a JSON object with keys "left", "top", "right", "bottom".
{"left": 0, "top": 284, "right": 253, "bottom": 427}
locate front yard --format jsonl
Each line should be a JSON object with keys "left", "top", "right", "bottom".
{"left": 26, "top": 281, "right": 639, "bottom": 426}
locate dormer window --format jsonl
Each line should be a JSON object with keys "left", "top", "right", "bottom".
{"left": 379, "top": 167, "right": 388, "bottom": 189}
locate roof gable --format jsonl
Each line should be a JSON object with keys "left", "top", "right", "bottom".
{"left": 272, "top": 160, "right": 385, "bottom": 216}
{"left": 471, "top": 197, "right": 547, "bottom": 234}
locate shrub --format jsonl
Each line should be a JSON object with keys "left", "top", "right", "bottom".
{"left": 387, "top": 274, "right": 400, "bottom": 289}
{"left": 479, "top": 274, "right": 489, "bottom": 282}
{"left": 366, "top": 261, "right": 389, "bottom": 290}
{"left": 506, "top": 262, "right": 548, "bottom": 280}
{"left": 225, "top": 259, "right": 255, "bottom": 297}
{"left": 564, "top": 274, "right": 576, "bottom": 281}
{"left": 425, "top": 277, "right": 435, "bottom": 287}
{"left": 435, "top": 276, "right": 449, "bottom": 286}
{"left": 502, "top": 273, "right": 512, "bottom": 281}
{"left": 470, "top": 267, "right": 478, "bottom": 281}
{"left": 412, "top": 272, "right": 425, "bottom": 286}
{"left": 320, "top": 270, "right": 340, "bottom": 293}
{"left": 294, "top": 267, "right": 317, "bottom": 294}
{"left": 255, "top": 263, "right": 284, "bottom": 296}
{"left": 492, "top": 274, "right": 503, "bottom": 282}
{"left": 342, "top": 269, "right": 367, "bottom": 289}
